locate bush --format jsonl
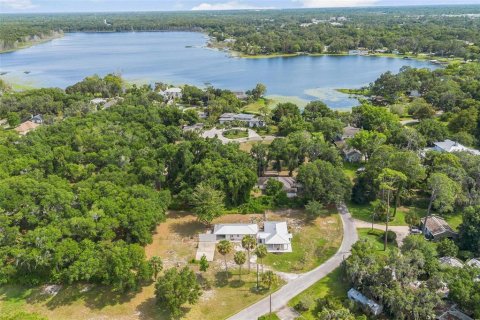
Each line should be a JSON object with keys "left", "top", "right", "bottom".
{"left": 238, "top": 196, "right": 272, "bottom": 214}
{"left": 294, "top": 296, "right": 315, "bottom": 312}
{"left": 382, "top": 230, "right": 397, "bottom": 243}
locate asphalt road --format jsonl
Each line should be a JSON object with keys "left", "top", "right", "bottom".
{"left": 228, "top": 202, "right": 358, "bottom": 320}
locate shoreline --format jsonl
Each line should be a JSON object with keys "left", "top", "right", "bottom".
{"left": 0, "top": 32, "right": 64, "bottom": 54}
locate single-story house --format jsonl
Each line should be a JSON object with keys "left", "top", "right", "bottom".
{"left": 183, "top": 123, "right": 204, "bottom": 132}
{"left": 14, "top": 120, "right": 40, "bottom": 135}
{"left": 90, "top": 98, "right": 107, "bottom": 105}
{"left": 218, "top": 113, "right": 265, "bottom": 128}
{"left": 233, "top": 91, "right": 248, "bottom": 100}
{"left": 438, "top": 308, "right": 474, "bottom": 320}
{"left": 349, "top": 49, "right": 369, "bottom": 56}
{"left": 210, "top": 221, "right": 293, "bottom": 253}
{"left": 347, "top": 288, "right": 383, "bottom": 316}
{"left": 466, "top": 258, "right": 480, "bottom": 268}
{"left": 31, "top": 114, "right": 43, "bottom": 124}
{"left": 257, "top": 176, "right": 298, "bottom": 198}
{"left": 198, "top": 111, "right": 207, "bottom": 119}
{"left": 258, "top": 221, "right": 293, "bottom": 253}
{"left": 161, "top": 87, "right": 182, "bottom": 100}
{"left": 439, "top": 256, "right": 464, "bottom": 268}
{"left": 431, "top": 140, "right": 480, "bottom": 156}
{"left": 421, "top": 215, "right": 458, "bottom": 241}
{"left": 341, "top": 125, "right": 360, "bottom": 140}
{"left": 343, "top": 148, "right": 363, "bottom": 163}
{"left": 213, "top": 223, "right": 258, "bottom": 241}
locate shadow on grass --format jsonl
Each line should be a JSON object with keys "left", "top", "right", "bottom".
{"left": 214, "top": 271, "right": 231, "bottom": 288}
{"left": 169, "top": 220, "right": 206, "bottom": 238}
{"left": 22, "top": 283, "right": 141, "bottom": 311}
{"left": 136, "top": 297, "right": 187, "bottom": 320}
{"left": 229, "top": 279, "right": 245, "bottom": 288}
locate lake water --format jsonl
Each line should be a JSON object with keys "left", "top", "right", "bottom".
{"left": 0, "top": 32, "right": 437, "bottom": 109}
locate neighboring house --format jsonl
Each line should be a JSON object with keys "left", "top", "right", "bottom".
{"left": 430, "top": 140, "right": 480, "bottom": 156}
{"left": 213, "top": 224, "right": 258, "bottom": 241}
{"left": 438, "top": 307, "right": 474, "bottom": 320}
{"left": 183, "top": 123, "right": 204, "bottom": 132}
{"left": 161, "top": 87, "right": 182, "bottom": 100}
{"left": 343, "top": 148, "right": 363, "bottom": 163}
{"left": 90, "top": 98, "right": 107, "bottom": 105}
{"left": 257, "top": 176, "right": 298, "bottom": 198}
{"left": 439, "top": 256, "right": 464, "bottom": 268}
{"left": 341, "top": 125, "right": 360, "bottom": 140}
{"left": 408, "top": 90, "right": 421, "bottom": 98}
{"left": 198, "top": 111, "right": 207, "bottom": 119}
{"left": 218, "top": 113, "right": 265, "bottom": 128}
{"left": 466, "top": 258, "right": 480, "bottom": 268}
{"left": 210, "top": 221, "right": 293, "bottom": 253}
{"left": 233, "top": 91, "right": 248, "bottom": 100}
{"left": 421, "top": 215, "right": 458, "bottom": 241}
{"left": 349, "top": 49, "right": 369, "bottom": 55}
{"left": 257, "top": 221, "right": 293, "bottom": 253}
{"left": 347, "top": 288, "right": 383, "bottom": 316}
{"left": 14, "top": 121, "right": 40, "bottom": 135}
{"left": 31, "top": 114, "right": 43, "bottom": 124}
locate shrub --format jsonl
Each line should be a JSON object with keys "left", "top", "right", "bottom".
{"left": 382, "top": 230, "right": 397, "bottom": 243}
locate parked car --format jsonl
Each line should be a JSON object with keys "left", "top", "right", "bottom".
{"left": 410, "top": 227, "right": 422, "bottom": 235}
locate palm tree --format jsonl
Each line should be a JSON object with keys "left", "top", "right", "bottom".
{"left": 254, "top": 244, "right": 268, "bottom": 289}
{"left": 261, "top": 270, "right": 279, "bottom": 290}
{"left": 241, "top": 235, "right": 257, "bottom": 273}
{"left": 233, "top": 251, "right": 247, "bottom": 280}
{"left": 217, "top": 240, "right": 233, "bottom": 273}
{"left": 149, "top": 256, "right": 163, "bottom": 280}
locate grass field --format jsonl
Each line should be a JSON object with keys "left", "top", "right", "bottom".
{"left": 357, "top": 228, "right": 397, "bottom": 252}
{"left": 288, "top": 268, "right": 349, "bottom": 320}
{"left": 348, "top": 201, "right": 423, "bottom": 226}
{"left": 223, "top": 128, "right": 249, "bottom": 139}
{"left": 263, "top": 208, "right": 342, "bottom": 273}
{"left": 258, "top": 313, "right": 281, "bottom": 320}
{"left": 342, "top": 162, "right": 361, "bottom": 181}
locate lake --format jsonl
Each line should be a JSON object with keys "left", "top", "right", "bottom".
{"left": 0, "top": 32, "right": 437, "bottom": 109}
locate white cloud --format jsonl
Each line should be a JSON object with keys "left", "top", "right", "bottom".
{"left": 0, "top": 0, "right": 36, "bottom": 9}
{"left": 297, "top": 0, "right": 380, "bottom": 8}
{"left": 192, "top": 1, "right": 272, "bottom": 11}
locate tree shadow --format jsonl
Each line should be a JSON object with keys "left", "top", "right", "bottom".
{"left": 229, "top": 279, "right": 245, "bottom": 288}
{"left": 169, "top": 220, "right": 206, "bottom": 238}
{"left": 136, "top": 296, "right": 182, "bottom": 320}
{"left": 214, "top": 271, "right": 230, "bottom": 288}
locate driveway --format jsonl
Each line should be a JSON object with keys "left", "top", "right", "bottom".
{"left": 353, "top": 219, "right": 410, "bottom": 246}
{"left": 201, "top": 127, "right": 275, "bottom": 144}
{"left": 228, "top": 203, "right": 358, "bottom": 320}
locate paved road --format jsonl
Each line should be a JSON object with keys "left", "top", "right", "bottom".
{"left": 228, "top": 203, "right": 358, "bottom": 320}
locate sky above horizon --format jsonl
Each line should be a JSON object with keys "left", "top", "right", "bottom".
{"left": 1, "top": 0, "right": 479, "bottom": 13}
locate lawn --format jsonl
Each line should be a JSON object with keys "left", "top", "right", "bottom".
{"left": 288, "top": 267, "right": 349, "bottom": 320}
{"left": 348, "top": 201, "right": 426, "bottom": 226}
{"left": 258, "top": 313, "right": 281, "bottom": 320}
{"left": 239, "top": 140, "right": 273, "bottom": 153}
{"left": 242, "top": 98, "right": 272, "bottom": 114}
{"left": 263, "top": 208, "right": 343, "bottom": 273}
{"left": 223, "top": 128, "right": 249, "bottom": 139}
{"left": 357, "top": 228, "right": 397, "bottom": 252}
{"left": 342, "top": 162, "right": 361, "bottom": 181}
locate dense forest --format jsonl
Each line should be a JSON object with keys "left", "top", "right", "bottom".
{"left": 1, "top": 5, "right": 480, "bottom": 58}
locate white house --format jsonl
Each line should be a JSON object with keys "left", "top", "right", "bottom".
{"left": 431, "top": 140, "right": 480, "bottom": 156}
{"left": 218, "top": 113, "right": 265, "bottom": 128}
{"left": 213, "top": 224, "right": 258, "bottom": 241}
{"left": 257, "top": 221, "right": 293, "bottom": 253}
{"left": 347, "top": 288, "right": 383, "bottom": 316}
{"left": 211, "top": 221, "right": 293, "bottom": 253}
{"left": 466, "top": 258, "right": 480, "bottom": 268}
{"left": 161, "top": 87, "right": 182, "bottom": 100}
{"left": 439, "top": 256, "right": 464, "bottom": 268}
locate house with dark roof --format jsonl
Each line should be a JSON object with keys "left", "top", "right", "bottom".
{"left": 421, "top": 215, "right": 458, "bottom": 241}
{"left": 341, "top": 125, "right": 360, "bottom": 140}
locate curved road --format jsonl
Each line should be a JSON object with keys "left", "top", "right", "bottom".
{"left": 228, "top": 202, "right": 358, "bottom": 320}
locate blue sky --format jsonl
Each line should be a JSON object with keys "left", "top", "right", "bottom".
{"left": 1, "top": 0, "right": 479, "bottom": 13}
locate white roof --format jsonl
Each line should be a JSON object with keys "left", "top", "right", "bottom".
{"left": 439, "top": 256, "right": 464, "bottom": 268}
{"left": 466, "top": 258, "right": 480, "bottom": 268}
{"left": 434, "top": 140, "right": 480, "bottom": 155}
{"left": 213, "top": 224, "right": 258, "bottom": 235}
{"left": 165, "top": 87, "right": 182, "bottom": 93}
{"left": 90, "top": 98, "right": 107, "bottom": 104}
{"left": 348, "top": 288, "right": 383, "bottom": 314}
{"left": 258, "top": 221, "right": 292, "bottom": 245}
